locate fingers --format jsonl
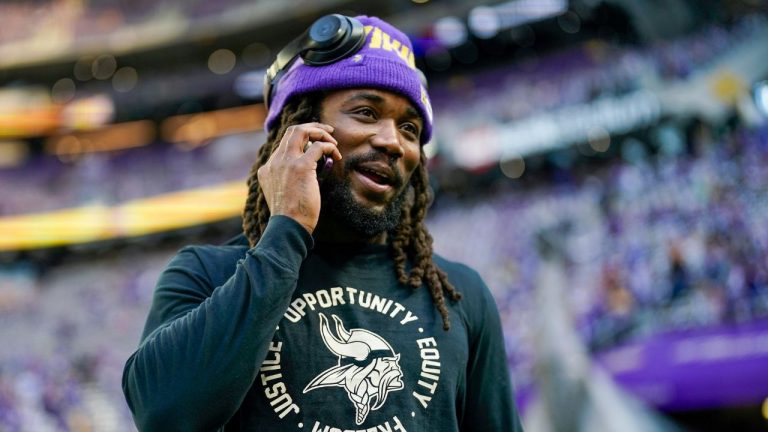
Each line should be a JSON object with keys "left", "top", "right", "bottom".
{"left": 304, "top": 140, "right": 342, "bottom": 163}
{"left": 279, "top": 123, "right": 337, "bottom": 156}
{"left": 257, "top": 122, "right": 340, "bottom": 234}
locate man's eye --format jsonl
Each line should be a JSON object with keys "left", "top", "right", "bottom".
{"left": 355, "top": 108, "right": 376, "bottom": 118}
{"left": 401, "top": 123, "right": 419, "bottom": 137}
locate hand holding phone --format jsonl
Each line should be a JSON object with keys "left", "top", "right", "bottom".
{"left": 258, "top": 122, "right": 340, "bottom": 234}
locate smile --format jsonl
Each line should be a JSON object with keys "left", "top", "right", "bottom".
{"left": 353, "top": 168, "right": 394, "bottom": 195}
{"left": 358, "top": 166, "right": 392, "bottom": 184}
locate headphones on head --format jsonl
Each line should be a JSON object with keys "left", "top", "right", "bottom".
{"left": 263, "top": 14, "right": 367, "bottom": 107}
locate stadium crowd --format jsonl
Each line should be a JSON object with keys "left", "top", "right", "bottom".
{"left": 0, "top": 132, "right": 263, "bottom": 217}
{"left": 431, "top": 15, "right": 760, "bottom": 136}
{"left": 0, "top": 249, "right": 169, "bottom": 431}
{"left": 0, "top": 0, "right": 303, "bottom": 47}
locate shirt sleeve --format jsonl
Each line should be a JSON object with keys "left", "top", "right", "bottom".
{"left": 461, "top": 271, "right": 525, "bottom": 432}
{"left": 122, "top": 216, "right": 312, "bottom": 432}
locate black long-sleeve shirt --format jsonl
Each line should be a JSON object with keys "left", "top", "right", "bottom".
{"left": 123, "top": 216, "right": 523, "bottom": 431}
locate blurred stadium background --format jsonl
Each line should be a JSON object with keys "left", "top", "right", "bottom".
{"left": 1, "top": 0, "right": 768, "bottom": 430}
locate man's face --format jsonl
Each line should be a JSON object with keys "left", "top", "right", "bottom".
{"left": 318, "top": 88, "right": 423, "bottom": 237}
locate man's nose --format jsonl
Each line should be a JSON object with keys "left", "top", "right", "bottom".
{"left": 370, "top": 119, "right": 404, "bottom": 158}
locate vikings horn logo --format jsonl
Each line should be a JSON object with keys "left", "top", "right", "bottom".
{"left": 304, "top": 313, "right": 404, "bottom": 425}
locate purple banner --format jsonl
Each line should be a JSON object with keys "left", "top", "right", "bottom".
{"left": 595, "top": 320, "right": 768, "bottom": 411}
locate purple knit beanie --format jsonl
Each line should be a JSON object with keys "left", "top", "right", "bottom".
{"left": 264, "top": 15, "right": 433, "bottom": 144}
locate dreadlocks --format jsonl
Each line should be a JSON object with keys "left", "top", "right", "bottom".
{"left": 242, "top": 93, "right": 462, "bottom": 330}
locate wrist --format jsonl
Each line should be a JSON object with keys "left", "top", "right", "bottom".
{"left": 257, "top": 215, "right": 315, "bottom": 254}
{"left": 271, "top": 210, "right": 315, "bottom": 235}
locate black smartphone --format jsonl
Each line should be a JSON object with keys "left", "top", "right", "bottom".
{"left": 316, "top": 155, "right": 333, "bottom": 182}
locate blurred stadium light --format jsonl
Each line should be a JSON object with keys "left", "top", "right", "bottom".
{"left": 0, "top": 87, "right": 61, "bottom": 138}
{"left": 755, "top": 80, "right": 768, "bottom": 118}
{"left": 160, "top": 104, "right": 266, "bottom": 147}
{"left": 45, "top": 120, "right": 154, "bottom": 158}
{"left": 468, "top": 0, "right": 568, "bottom": 39}
{"left": 0, "top": 140, "right": 29, "bottom": 168}
{"left": 0, "top": 181, "right": 246, "bottom": 250}
{"left": 434, "top": 16, "right": 468, "bottom": 48}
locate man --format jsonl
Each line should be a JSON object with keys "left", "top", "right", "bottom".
{"left": 123, "top": 14, "right": 523, "bottom": 432}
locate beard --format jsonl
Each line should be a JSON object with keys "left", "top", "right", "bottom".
{"left": 319, "top": 153, "right": 409, "bottom": 239}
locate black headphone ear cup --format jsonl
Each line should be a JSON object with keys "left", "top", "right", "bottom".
{"left": 303, "top": 16, "right": 366, "bottom": 66}
{"left": 307, "top": 14, "right": 349, "bottom": 49}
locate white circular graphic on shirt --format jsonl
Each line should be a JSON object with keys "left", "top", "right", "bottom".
{"left": 257, "top": 285, "right": 444, "bottom": 430}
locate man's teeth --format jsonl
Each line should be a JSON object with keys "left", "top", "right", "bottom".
{"left": 360, "top": 168, "right": 389, "bottom": 183}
